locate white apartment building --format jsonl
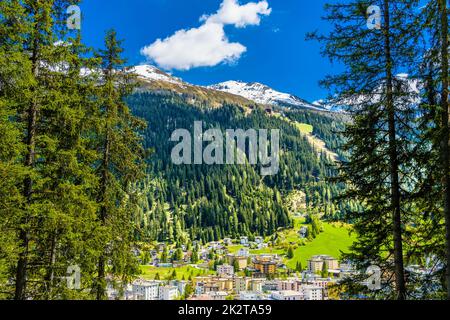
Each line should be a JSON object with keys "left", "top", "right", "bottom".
{"left": 195, "top": 282, "right": 205, "bottom": 295}
{"left": 250, "top": 278, "right": 265, "bottom": 292}
{"left": 169, "top": 280, "right": 187, "bottom": 296}
{"left": 159, "top": 285, "right": 179, "bottom": 300}
{"left": 271, "top": 291, "right": 304, "bottom": 301}
{"left": 237, "top": 248, "right": 249, "bottom": 257}
{"left": 255, "top": 236, "right": 264, "bottom": 244}
{"left": 207, "top": 291, "right": 228, "bottom": 300}
{"left": 132, "top": 280, "right": 160, "bottom": 300}
{"left": 217, "top": 264, "right": 234, "bottom": 276}
{"left": 239, "top": 291, "right": 263, "bottom": 300}
{"left": 234, "top": 277, "right": 250, "bottom": 293}
{"left": 302, "top": 286, "right": 323, "bottom": 300}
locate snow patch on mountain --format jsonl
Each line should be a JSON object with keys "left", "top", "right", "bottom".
{"left": 207, "top": 80, "right": 326, "bottom": 111}
{"left": 130, "top": 65, "right": 333, "bottom": 112}
{"left": 312, "top": 99, "right": 346, "bottom": 113}
{"left": 132, "top": 65, "right": 183, "bottom": 85}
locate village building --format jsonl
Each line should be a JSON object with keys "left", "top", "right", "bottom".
{"left": 302, "top": 285, "right": 324, "bottom": 300}
{"left": 217, "top": 264, "right": 234, "bottom": 276}
{"left": 132, "top": 280, "right": 160, "bottom": 300}
{"left": 307, "top": 255, "right": 339, "bottom": 273}
{"left": 227, "top": 254, "right": 248, "bottom": 270}
{"left": 159, "top": 285, "right": 179, "bottom": 300}
{"left": 240, "top": 236, "right": 249, "bottom": 245}
{"left": 271, "top": 290, "right": 303, "bottom": 301}
{"left": 254, "top": 255, "right": 277, "bottom": 275}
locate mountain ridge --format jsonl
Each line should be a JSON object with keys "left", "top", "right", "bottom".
{"left": 207, "top": 80, "right": 327, "bottom": 111}
{"left": 132, "top": 64, "right": 329, "bottom": 112}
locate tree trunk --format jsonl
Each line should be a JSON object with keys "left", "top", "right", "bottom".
{"left": 44, "top": 233, "right": 58, "bottom": 299}
{"left": 15, "top": 104, "right": 36, "bottom": 300}
{"left": 14, "top": 229, "right": 29, "bottom": 300}
{"left": 15, "top": 38, "right": 39, "bottom": 300}
{"left": 439, "top": 0, "right": 450, "bottom": 300}
{"left": 96, "top": 254, "right": 106, "bottom": 300}
{"left": 383, "top": 0, "right": 406, "bottom": 300}
{"left": 96, "top": 123, "right": 111, "bottom": 300}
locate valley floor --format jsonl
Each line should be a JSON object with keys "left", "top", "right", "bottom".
{"left": 125, "top": 218, "right": 356, "bottom": 301}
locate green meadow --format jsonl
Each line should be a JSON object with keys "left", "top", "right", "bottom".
{"left": 140, "top": 265, "right": 214, "bottom": 281}
{"left": 286, "top": 222, "right": 356, "bottom": 269}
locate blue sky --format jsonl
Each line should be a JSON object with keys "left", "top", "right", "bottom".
{"left": 80, "top": 0, "right": 343, "bottom": 102}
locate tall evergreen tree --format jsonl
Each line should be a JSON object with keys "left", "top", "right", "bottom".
{"left": 437, "top": 0, "right": 450, "bottom": 300}
{"left": 0, "top": 0, "right": 122, "bottom": 300}
{"left": 10, "top": 0, "right": 101, "bottom": 300}
{"left": 310, "top": 0, "right": 421, "bottom": 299}
{"left": 0, "top": 0, "right": 30, "bottom": 299}
{"left": 420, "top": 0, "right": 450, "bottom": 299}
{"left": 36, "top": 31, "right": 105, "bottom": 300}
{"left": 93, "top": 29, "right": 147, "bottom": 300}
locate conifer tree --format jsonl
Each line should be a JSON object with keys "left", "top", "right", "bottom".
{"left": 418, "top": 0, "right": 450, "bottom": 298}
{"left": 287, "top": 246, "right": 294, "bottom": 259}
{"left": 437, "top": 0, "right": 450, "bottom": 300}
{"left": 0, "top": 0, "right": 111, "bottom": 300}
{"left": 321, "top": 262, "right": 329, "bottom": 278}
{"left": 93, "top": 29, "right": 147, "bottom": 300}
{"left": 7, "top": 0, "right": 104, "bottom": 300}
{"left": 10, "top": 0, "right": 53, "bottom": 300}
{"left": 311, "top": 0, "right": 421, "bottom": 299}
{"left": 37, "top": 31, "right": 105, "bottom": 300}
{"left": 0, "top": 0, "right": 30, "bottom": 298}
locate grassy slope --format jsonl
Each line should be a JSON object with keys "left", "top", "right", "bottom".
{"left": 138, "top": 221, "right": 355, "bottom": 278}
{"left": 294, "top": 122, "right": 314, "bottom": 134}
{"left": 286, "top": 222, "right": 356, "bottom": 269}
{"left": 227, "top": 244, "right": 285, "bottom": 255}
{"left": 222, "top": 219, "right": 355, "bottom": 270}
{"left": 273, "top": 113, "right": 313, "bottom": 134}
{"left": 282, "top": 116, "right": 338, "bottom": 161}
{"left": 140, "top": 265, "right": 215, "bottom": 281}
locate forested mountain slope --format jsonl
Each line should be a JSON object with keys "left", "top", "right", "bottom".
{"left": 127, "top": 92, "right": 357, "bottom": 244}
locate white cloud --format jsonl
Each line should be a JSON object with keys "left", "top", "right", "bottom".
{"left": 141, "top": 23, "right": 246, "bottom": 71}
{"left": 140, "top": 0, "right": 271, "bottom": 71}
{"left": 203, "top": 0, "right": 271, "bottom": 28}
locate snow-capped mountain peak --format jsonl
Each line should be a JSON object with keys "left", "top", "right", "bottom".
{"left": 207, "top": 80, "right": 326, "bottom": 111}
{"left": 129, "top": 65, "right": 330, "bottom": 112}
{"left": 132, "top": 64, "right": 183, "bottom": 85}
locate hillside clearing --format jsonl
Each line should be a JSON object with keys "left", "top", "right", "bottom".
{"left": 286, "top": 222, "right": 356, "bottom": 269}
{"left": 140, "top": 265, "right": 214, "bottom": 281}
